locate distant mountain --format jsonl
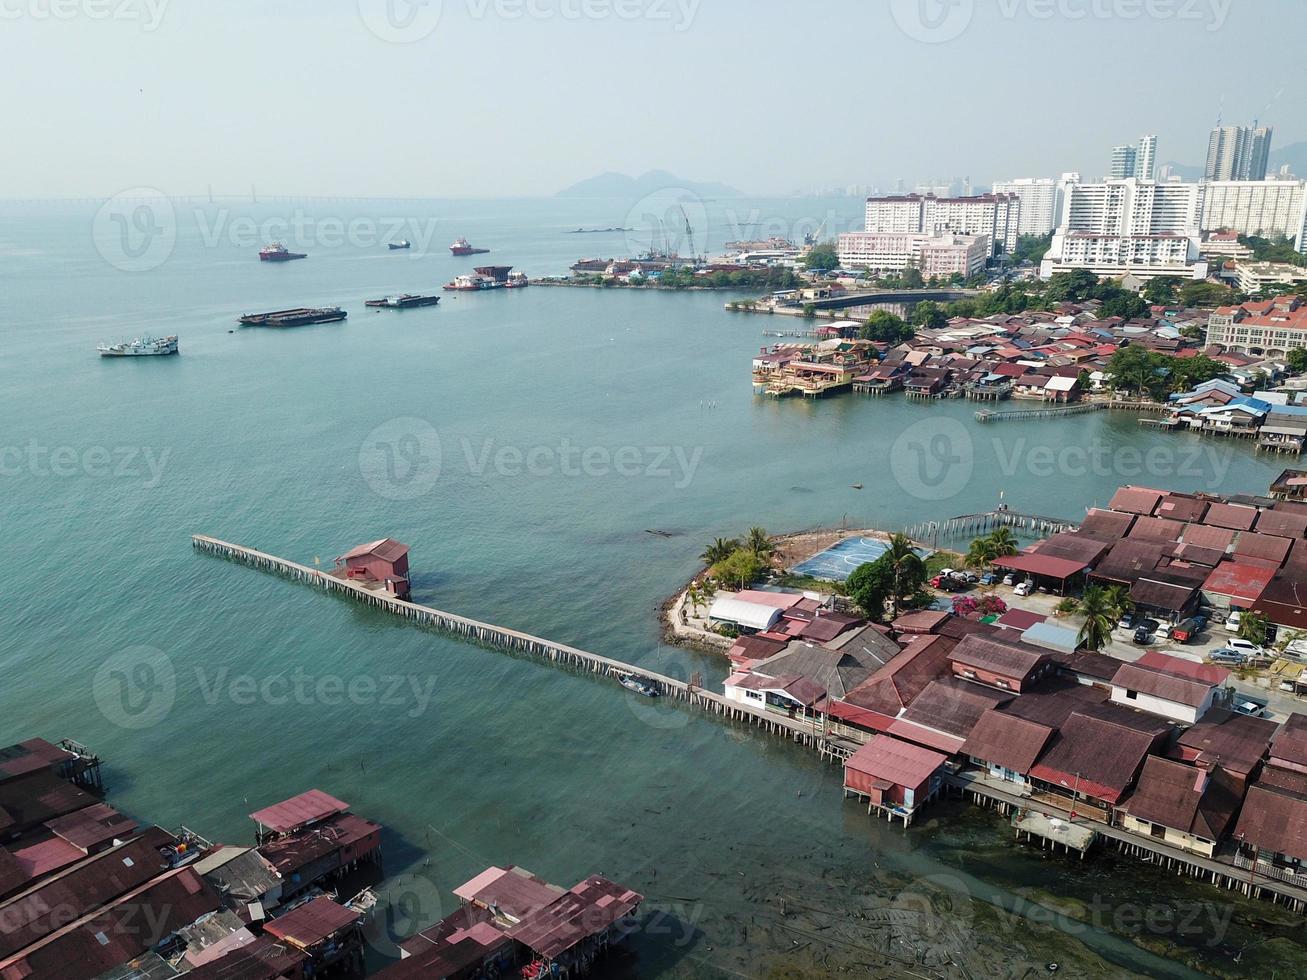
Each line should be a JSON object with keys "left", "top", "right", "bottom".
{"left": 1161, "top": 139, "right": 1307, "bottom": 181}
{"left": 555, "top": 170, "right": 745, "bottom": 199}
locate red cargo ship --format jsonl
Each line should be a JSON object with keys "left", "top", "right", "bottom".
{"left": 449, "top": 237, "right": 490, "bottom": 256}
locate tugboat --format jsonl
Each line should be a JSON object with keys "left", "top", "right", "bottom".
{"left": 97, "top": 335, "right": 180, "bottom": 357}
{"left": 388, "top": 240, "right": 412, "bottom": 250}
{"left": 238, "top": 307, "right": 347, "bottom": 327}
{"left": 365, "top": 294, "right": 441, "bottom": 310}
{"left": 259, "top": 242, "right": 307, "bottom": 262}
{"left": 617, "top": 674, "right": 661, "bottom": 698}
{"left": 449, "top": 237, "right": 490, "bottom": 256}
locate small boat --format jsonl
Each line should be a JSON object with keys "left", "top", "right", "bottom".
{"left": 851, "top": 483, "right": 863, "bottom": 490}
{"left": 449, "top": 237, "right": 490, "bottom": 256}
{"left": 97, "top": 335, "right": 179, "bottom": 357}
{"left": 388, "top": 240, "right": 411, "bottom": 250}
{"left": 618, "top": 674, "right": 661, "bottom": 698}
{"left": 259, "top": 242, "right": 307, "bottom": 262}
{"left": 365, "top": 294, "right": 441, "bottom": 310}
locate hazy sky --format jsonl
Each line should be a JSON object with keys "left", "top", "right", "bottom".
{"left": 3, "top": 0, "right": 1303, "bottom": 198}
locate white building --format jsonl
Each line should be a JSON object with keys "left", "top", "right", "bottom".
{"left": 1234, "top": 262, "right": 1307, "bottom": 297}
{"left": 1109, "top": 135, "right": 1157, "bottom": 181}
{"left": 1206, "top": 124, "right": 1273, "bottom": 182}
{"left": 837, "top": 231, "right": 988, "bottom": 278}
{"left": 862, "top": 193, "right": 1019, "bottom": 256}
{"left": 993, "top": 178, "right": 1060, "bottom": 237}
{"left": 1041, "top": 178, "right": 1207, "bottom": 281}
{"left": 1199, "top": 179, "right": 1307, "bottom": 252}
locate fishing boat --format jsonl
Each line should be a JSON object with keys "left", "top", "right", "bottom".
{"left": 259, "top": 242, "right": 307, "bottom": 262}
{"left": 388, "top": 240, "right": 411, "bottom": 250}
{"left": 618, "top": 674, "right": 660, "bottom": 698}
{"left": 364, "top": 294, "right": 441, "bottom": 310}
{"left": 97, "top": 335, "right": 179, "bottom": 357}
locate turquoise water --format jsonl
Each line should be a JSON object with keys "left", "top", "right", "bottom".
{"left": 0, "top": 197, "right": 1293, "bottom": 978}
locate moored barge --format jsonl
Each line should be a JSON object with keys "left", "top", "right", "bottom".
{"left": 238, "top": 307, "right": 347, "bottom": 327}
{"left": 259, "top": 242, "right": 307, "bottom": 262}
{"left": 365, "top": 293, "right": 441, "bottom": 310}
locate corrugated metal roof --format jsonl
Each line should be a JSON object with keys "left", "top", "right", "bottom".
{"left": 845, "top": 735, "right": 948, "bottom": 789}
{"left": 249, "top": 790, "right": 349, "bottom": 833}
{"left": 264, "top": 897, "right": 360, "bottom": 949}
{"left": 992, "top": 553, "right": 1088, "bottom": 580}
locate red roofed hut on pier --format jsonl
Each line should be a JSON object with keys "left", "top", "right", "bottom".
{"left": 335, "top": 538, "right": 411, "bottom": 598}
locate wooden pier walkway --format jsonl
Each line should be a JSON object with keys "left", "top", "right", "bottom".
{"left": 902, "top": 508, "right": 1077, "bottom": 545}
{"left": 190, "top": 535, "right": 862, "bottom": 762}
{"left": 974, "top": 400, "right": 1166, "bottom": 423}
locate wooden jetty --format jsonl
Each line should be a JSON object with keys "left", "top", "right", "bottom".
{"left": 974, "top": 400, "right": 1166, "bottom": 423}
{"left": 953, "top": 771, "right": 1307, "bottom": 912}
{"left": 901, "top": 508, "right": 1077, "bottom": 546}
{"left": 190, "top": 535, "right": 861, "bottom": 764}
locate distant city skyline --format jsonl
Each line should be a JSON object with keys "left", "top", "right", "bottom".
{"left": 1, "top": 0, "right": 1303, "bottom": 199}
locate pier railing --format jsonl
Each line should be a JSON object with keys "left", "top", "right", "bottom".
{"left": 974, "top": 400, "right": 1166, "bottom": 423}
{"left": 901, "top": 509, "right": 1078, "bottom": 546}
{"left": 191, "top": 535, "right": 861, "bottom": 761}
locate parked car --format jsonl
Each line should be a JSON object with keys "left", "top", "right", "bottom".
{"left": 1118, "top": 613, "right": 1136, "bottom": 631}
{"left": 1226, "top": 637, "right": 1264, "bottom": 657}
{"left": 1169, "top": 617, "right": 1201, "bottom": 643}
{"left": 1014, "top": 580, "right": 1034, "bottom": 597}
{"left": 1209, "top": 648, "right": 1248, "bottom": 666}
{"left": 1284, "top": 638, "right": 1307, "bottom": 661}
{"left": 1002, "top": 574, "right": 1015, "bottom": 587}
{"left": 980, "top": 573, "right": 998, "bottom": 586}
{"left": 1225, "top": 611, "right": 1243, "bottom": 633}
{"left": 1232, "top": 696, "right": 1269, "bottom": 718}
{"left": 1132, "top": 625, "right": 1156, "bottom": 645}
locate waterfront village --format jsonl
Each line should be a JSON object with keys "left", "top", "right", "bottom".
{"left": 0, "top": 740, "right": 642, "bottom": 980}
{"left": 664, "top": 474, "right": 1307, "bottom": 915}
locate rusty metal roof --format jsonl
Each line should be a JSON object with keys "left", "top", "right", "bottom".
{"left": 249, "top": 790, "right": 349, "bottom": 833}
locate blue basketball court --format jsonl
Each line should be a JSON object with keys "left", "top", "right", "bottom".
{"left": 790, "top": 536, "right": 932, "bottom": 582}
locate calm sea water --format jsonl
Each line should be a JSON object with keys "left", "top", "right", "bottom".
{"left": 0, "top": 196, "right": 1293, "bottom": 978}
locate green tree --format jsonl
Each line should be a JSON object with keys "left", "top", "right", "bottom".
{"left": 1288, "top": 349, "right": 1307, "bottom": 373}
{"left": 1104, "top": 584, "right": 1134, "bottom": 623}
{"left": 901, "top": 265, "right": 925, "bottom": 289}
{"left": 1011, "top": 233, "right": 1053, "bottom": 266}
{"left": 745, "top": 527, "right": 774, "bottom": 558}
{"left": 802, "top": 242, "right": 839, "bottom": 271}
{"left": 985, "top": 528, "right": 1019, "bottom": 559}
{"left": 1142, "top": 277, "right": 1182, "bottom": 306}
{"left": 965, "top": 537, "right": 996, "bottom": 571}
{"left": 701, "top": 537, "right": 740, "bottom": 567}
{"left": 859, "top": 309, "right": 913, "bottom": 344}
{"left": 1076, "top": 585, "right": 1117, "bottom": 652}
{"left": 845, "top": 560, "right": 894, "bottom": 621}
{"left": 714, "top": 549, "right": 765, "bottom": 590}
{"left": 1178, "top": 280, "right": 1234, "bottom": 308}
{"left": 911, "top": 300, "right": 947, "bottom": 329}
{"left": 883, "top": 534, "right": 927, "bottom": 604}
{"left": 1239, "top": 610, "right": 1270, "bottom": 647}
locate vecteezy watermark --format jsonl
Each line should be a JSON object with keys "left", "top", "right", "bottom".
{"left": 890, "top": 0, "right": 1233, "bottom": 43}
{"left": 889, "top": 418, "right": 976, "bottom": 502}
{"left": 888, "top": 420, "right": 1233, "bottom": 501}
{"left": 360, "top": 417, "right": 705, "bottom": 498}
{"left": 93, "top": 188, "right": 176, "bottom": 273}
{"left": 623, "top": 187, "right": 710, "bottom": 262}
{"left": 364, "top": 870, "right": 446, "bottom": 956}
{"left": 193, "top": 209, "right": 442, "bottom": 255}
{"left": 0, "top": 0, "right": 170, "bottom": 30}
{"left": 94, "top": 648, "right": 439, "bottom": 729}
{"left": 93, "top": 646, "right": 177, "bottom": 731}
{"left": 993, "top": 437, "right": 1232, "bottom": 486}
{"left": 358, "top": 0, "right": 699, "bottom": 43}
{"left": 0, "top": 441, "right": 171, "bottom": 488}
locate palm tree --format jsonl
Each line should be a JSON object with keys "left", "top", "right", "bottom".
{"left": 1076, "top": 586, "right": 1116, "bottom": 652}
{"left": 700, "top": 537, "right": 739, "bottom": 567}
{"left": 884, "top": 533, "right": 926, "bottom": 604}
{"left": 745, "top": 527, "right": 774, "bottom": 558}
{"left": 965, "top": 537, "right": 996, "bottom": 571}
{"left": 986, "top": 527, "right": 1019, "bottom": 559}
{"left": 1239, "top": 610, "right": 1270, "bottom": 647}
{"left": 1104, "top": 584, "right": 1133, "bottom": 624}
